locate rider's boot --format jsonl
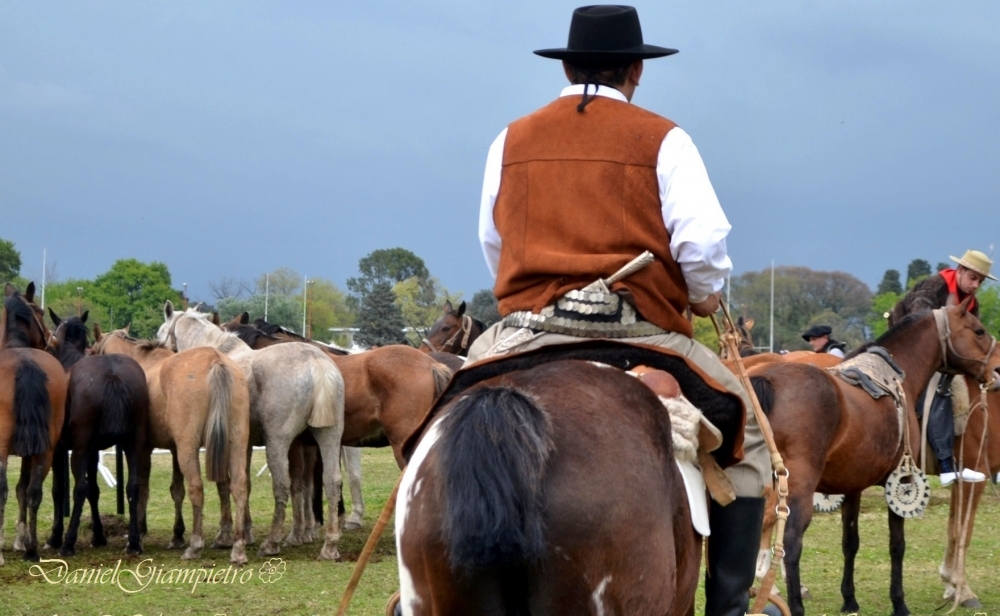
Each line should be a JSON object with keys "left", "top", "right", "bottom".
{"left": 929, "top": 377, "right": 986, "bottom": 486}
{"left": 705, "top": 496, "right": 766, "bottom": 616}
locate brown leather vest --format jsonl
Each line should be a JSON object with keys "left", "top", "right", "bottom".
{"left": 493, "top": 94, "right": 693, "bottom": 337}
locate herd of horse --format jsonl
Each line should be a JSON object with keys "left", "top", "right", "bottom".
{"left": 3, "top": 285, "right": 1000, "bottom": 616}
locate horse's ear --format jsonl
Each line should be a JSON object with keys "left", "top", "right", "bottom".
{"left": 456, "top": 301, "right": 467, "bottom": 317}
{"left": 164, "top": 300, "right": 174, "bottom": 320}
{"left": 93, "top": 323, "right": 103, "bottom": 341}
{"left": 211, "top": 312, "right": 221, "bottom": 326}
{"left": 443, "top": 300, "right": 453, "bottom": 313}
{"left": 123, "top": 323, "right": 131, "bottom": 334}
{"left": 24, "top": 281, "right": 35, "bottom": 303}
{"left": 48, "top": 307, "right": 62, "bottom": 328}
{"left": 4, "top": 283, "right": 14, "bottom": 297}
{"left": 240, "top": 311, "right": 250, "bottom": 325}
{"left": 958, "top": 295, "right": 973, "bottom": 315}
{"left": 80, "top": 310, "right": 89, "bottom": 324}
{"left": 745, "top": 318, "right": 754, "bottom": 331}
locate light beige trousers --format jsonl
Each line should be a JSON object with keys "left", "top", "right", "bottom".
{"left": 465, "top": 322, "right": 772, "bottom": 497}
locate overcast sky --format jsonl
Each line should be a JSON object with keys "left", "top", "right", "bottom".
{"left": 2, "top": 1, "right": 998, "bottom": 303}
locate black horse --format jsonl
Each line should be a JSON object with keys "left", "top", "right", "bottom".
{"left": 46, "top": 309, "right": 150, "bottom": 556}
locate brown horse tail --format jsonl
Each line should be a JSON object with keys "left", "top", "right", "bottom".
{"left": 750, "top": 375, "right": 775, "bottom": 416}
{"left": 430, "top": 361, "right": 453, "bottom": 399}
{"left": 437, "top": 386, "right": 553, "bottom": 572}
{"left": 13, "top": 359, "right": 52, "bottom": 457}
{"left": 99, "top": 372, "right": 134, "bottom": 439}
{"left": 204, "top": 361, "right": 233, "bottom": 483}
{"left": 306, "top": 356, "right": 345, "bottom": 428}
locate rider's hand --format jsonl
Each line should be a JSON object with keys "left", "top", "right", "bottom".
{"left": 690, "top": 293, "right": 721, "bottom": 318}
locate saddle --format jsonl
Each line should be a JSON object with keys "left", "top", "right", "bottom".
{"left": 830, "top": 346, "right": 907, "bottom": 444}
{"left": 402, "top": 339, "right": 747, "bottom": 469}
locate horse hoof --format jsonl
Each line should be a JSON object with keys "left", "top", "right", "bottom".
{"left": 801, "top": 587, "right": 812, "bottom": 600}
{"left": 258, "top": 541, "right": 281, "bottom": 557}
{"left": 59, "top": 546, "right": 76, "bottom": 557}
{"left": 91, "top": 536, "right": 108, "bottom": 548}
{"left": 211, "top": 537, "right": 234, "bottom": 549}
{"left": 283, "top": 533, "right": 303, "bottom": 547}
{"left": 13, "top": 538, "right": 25, "bottom": 552}
{"left": 125, "top": 545, "right": 143, "bottom": 556}
{"left": 344, "top": 521, "right": 363, "bottom": 532}
{"left": 318, "top": 544, "right": 340, "bottom": 561}
{"left": 962, "top": 598, "right": 984, "bottom": 609}
{"left": 230, "top": 545, "right": 248, "bottom": 566}
{"left": 166, "top": 538, "right": 186, "bottom": 549}
{"left": 0, "top": 554, "right": 5, "bottom": 566}
{"left": 182, "top": 547, "right": 201, "bottom": 560}
{"left": 22, "top": 550, "right": 40, "bottom": 563}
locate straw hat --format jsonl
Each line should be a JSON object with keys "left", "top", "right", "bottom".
{"left": 949, "top": 250, "right": 997, "bottom": 281}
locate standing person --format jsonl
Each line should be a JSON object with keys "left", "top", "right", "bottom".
{"left": 801, "top": 324, "right": 847, "bottom": 358}
{"left": 468, "top": 7, "right": 770, "bottom": 616}
{"left": 888, "top": 249, "right": 995, "bottom": 486}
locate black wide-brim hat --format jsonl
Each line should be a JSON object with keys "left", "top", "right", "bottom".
{"left": 802, "top": 325, "right": 833, "bottom": 341}
{"left": 534, "top": 5, "right": 678, "bottom": 63}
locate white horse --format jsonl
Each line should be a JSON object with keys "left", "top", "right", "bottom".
{"left": 158, "top": 302, "right": 347, "bottom": 560}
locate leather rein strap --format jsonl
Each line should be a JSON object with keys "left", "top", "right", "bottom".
{"left": 934, "top": 308, "right": 997, "bottom": 382}
{"left": 421, "top": 314, "right": 472, "bottom": 354}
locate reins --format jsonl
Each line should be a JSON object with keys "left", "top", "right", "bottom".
{"left": 421, "top": 314, "right": 472, "bottom": 355}
{"left": 934, "top": 308, "right": 997, "bottom": 381}
{"left": 711, "top": 305, "right": 790, "bottom": 616}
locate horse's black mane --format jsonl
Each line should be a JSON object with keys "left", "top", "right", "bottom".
{"left": 55, "top": 316, "right": 90, "bottom": 368}
{"left": 872, "top": 311, "right": 929, "bottom": 351}
{"left": 3, "top": 292, "right": 36, "bottom": 348}
{"left": 136, "top": 337, "right": 169, "bottom": 351}
{"left": 229, "top": 322, "right": 276, "bottom": 347}
{"left": 253, "top": 318, "right": 288, "bottom": 337}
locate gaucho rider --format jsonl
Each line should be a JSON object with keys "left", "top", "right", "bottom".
{"left": 888, "top": 250, "right": 995, "bottom": 486}
{"left": 467, "top": 6, "right": 771, "bottom": 615}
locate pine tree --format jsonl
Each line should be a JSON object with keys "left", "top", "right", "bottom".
{"left": 876, "top": 269, "right": 903, "bottom": 295}
{"left": 906, "top": 259, "right": 931, "bottom": 287}
{"left": 355, "top": 281, "right": 406, "bottom": 347}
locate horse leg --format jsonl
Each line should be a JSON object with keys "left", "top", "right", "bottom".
{"left": 14, "top": 456, "right": 30, "bottom": 551}
{"left": 123, "top": 443, "right": 143, "bottom": 555}
{"left": 258, "top": 434, "right": 294, "bottom": 557}
{"left": 22, "top": 452, "right": 51, "bottom": 561}
{"left": 59, "top": 449, "right": 89, "bottom": 557}
{"left": 303, "top": 444, "right": 319, "bottom": 542}
{"left": 311, "top": 426, "right": 344, "bottom": 561}
{"left": 888, "top": 509, "right": 910, "bottom": 616}
{"left": 244, "top": 444, "right": 254, "bottom": 546}
{"left": 343, "top": 446, "right": 364, "bottom": 531}
{"left": 781, "top": 493, "right": 814, "bottom": 616}
{"left": 212, "top": 479, "right": 234, "bottom": 548}
{"left": 137, "top": 444, "right": 151, "bottom": 536}
{"left": 941, "top": 479, "right": 985, "bottom": 608}
{"left": 46, "top": 443, "right": 67, "bottom": 550}
{"left": 177, "top": 447, "right": 205, "bottom": 560}
{"left": 227, "top": 438, "right": 249, "bottom": 565}
{"left": 312, "top": 450, "right": 324, "bottom": 537}
{"left": 0, "top": 458, "right": 7, "bottom": 566}
{"left": 756, "top": 485, "right": 777, "bottom": 583}
{"left": 284, "top": 439, "right": 306, "bottom": 547}
{"left": 167, "top": 450, "right": 187, "bottom": 549}
{"left": 86, "top": 452, "right": 107, "bottom": 547}
{"left": 839, "top": 492, "right": 862, "bottom": 613}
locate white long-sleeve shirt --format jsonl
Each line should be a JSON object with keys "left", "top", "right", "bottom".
{"left": 479, "top": 84, "right": 733, "bottom": 304}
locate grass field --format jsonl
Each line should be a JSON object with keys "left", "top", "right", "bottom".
{"left": 2, "top": 447, "right": 1000, "bottom": 616}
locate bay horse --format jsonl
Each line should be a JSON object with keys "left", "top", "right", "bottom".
{"left": 748, "top": 301, "right": 1000, "bottom": 616}
{"left": 938, "top": 380, "right": 1000, "bottom": 608}
{"left": 0, "top": 283, "right": 67, "bottom": 564}
{"left": 159, "top": 303, "right": 348, "bottom": 560}
{"left": 91, "top": 326, "right": 251, "bottom": 564}
{"left": 45, "top": 309, "right": 150, "bottom": 557}
{"left": 396, "top": 341, "right": 746, "bottom": 615}
{"left": 223, "top": 313, "right": 452, "bottom": 542}
{"left": 417, "top": 300, "right": 485, "bottom": 356}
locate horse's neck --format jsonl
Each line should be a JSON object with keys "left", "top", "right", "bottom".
{"left": 880, "top": 322, "right": 942, "bottom": 404}
{"left": 184, "top": 321, "right": 253, "bottom": 362}
{"left": 57, "top": 345, "right": 86, "bottom": 369}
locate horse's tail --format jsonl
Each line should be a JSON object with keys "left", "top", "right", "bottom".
{"left": 99, "top": 372, "right": 134, "bottom": 439}
{"left": 437, "top": 386, "right": 553, "bottom": 571}
{"left": 306, "top": 356, "right": 344, "bottom": 428}
{"left": 204, "top": 361, "right": 233, "bottom": 483}
{"left": 750, "top": 375, "right": 775, "bottom": 416}
{"left": 430, "top": 361, "right": 453, "bottom": 398}
{"left": 13, "top": 359, "right": 52, "bottom": 457}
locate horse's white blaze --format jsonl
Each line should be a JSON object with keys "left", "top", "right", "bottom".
{"left": 591, "top": 575, "right": 612, "bottom": 616}
{"left": 396, "top": 413, "right": 448, "bottom": 616}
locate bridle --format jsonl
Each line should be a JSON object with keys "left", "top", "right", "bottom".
{"left": 421, "top": 314, "right": 473, "bottom": 354}
{"left": 933, "top": 308, "right": 997, "bottom": 383}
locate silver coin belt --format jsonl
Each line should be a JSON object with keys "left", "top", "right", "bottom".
{"left": 502, "top": 289, "right": 668, "bottom": 339}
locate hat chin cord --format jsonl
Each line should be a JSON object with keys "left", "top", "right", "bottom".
{"left": 577, "top": 77, "right": 618, "bottom": 112}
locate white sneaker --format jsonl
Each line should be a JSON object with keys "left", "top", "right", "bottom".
{"left": 940, "top": 468, "right": 987, "bottom": 486}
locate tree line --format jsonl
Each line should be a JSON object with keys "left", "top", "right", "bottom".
{"left": 3, "top": 236, "right": 996, "bottom": 353}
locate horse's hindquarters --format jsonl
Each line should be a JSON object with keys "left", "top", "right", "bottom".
{"left": 397, "top": 361, "right": 696, "bottom": 615}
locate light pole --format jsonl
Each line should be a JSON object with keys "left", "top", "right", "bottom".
{"left": 76, "top": 286, "right": 83, "bottom": 317}
{"left": 303, "top": 279, "right": 314, "bottom": 339}
{"left": 183, "top": 282, "right": 188, "bottom": 309}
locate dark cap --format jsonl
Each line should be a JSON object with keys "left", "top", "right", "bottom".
{"left": 802, "top": 325, "right": 833, "bottom": 341}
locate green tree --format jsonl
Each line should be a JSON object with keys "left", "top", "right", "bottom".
{"left": 393, "top": 276, "right": 456, "bottom": 345}
{"left": 468, "top": 289, "right": 501, "bottom": 327}
{"left": 347, "top": 248, "right": 429, "bottom": 301}
{"left": 355, "top": 281, "right": 406, "bottom": 348}
{"left": 0, "top": 237, "right": 22, "bottom": 283}
{"left": 976, "top": 285, "right": 1000, "bottom": 336}
{"left": 90, "top": 259, "right": 183, "bottom": 338}
{"left": 868, "top": 291, "right": 904, "bottom": 339}
{"left": 876, "top": 269, "right": 903, "bottom": 295}
{"left": 256, "top": 267, "right": 302, "bottom": 297}
{"left": 692, "top": 316, "right": 720, "bottom": 352}
{"left": 906, "top": 259, "right": 932, "bottom": 288}
{"left": 307, "top": 278, "right": 355, "bottom": 341}
{"left": 936, "top": 262, "right": 951, "bottom": 274}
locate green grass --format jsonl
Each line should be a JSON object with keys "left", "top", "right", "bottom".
{"left": 3, "top": 448, "right": 1000, "bottom": 615}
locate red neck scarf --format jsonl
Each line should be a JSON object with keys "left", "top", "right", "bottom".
{"left": 939, "top": 269, "right": 977, "bottom": 312}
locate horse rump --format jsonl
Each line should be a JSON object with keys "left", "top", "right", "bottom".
{"left": 13, "top": 359, "right": 52, "bottom": 457}
{"left": 98, "top": 372, "right": 135, "bottom": 439}
{"left": 750, "top": 374, "right": 775, "bottom": 416}
{"left": 437, "top": 385, "right": 553, "bottom": 572}
{"left": 204, "top": 362, "right": 233, "bottom": 483}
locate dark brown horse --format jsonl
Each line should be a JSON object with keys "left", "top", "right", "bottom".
{"left": 0, "top": 283, "right": 68, "bottom": 564}
{"left": 396, "top": 342, "right": 746, "bottom": 615}
{"left": 418, "top": 300, "right": 485, "bottom": 356}
{"left": 749, "top": 301, "right": 1000, "bottom": 616}
{"left": 45, "top": 309, "right": 150, "bottom": 556}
